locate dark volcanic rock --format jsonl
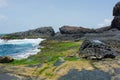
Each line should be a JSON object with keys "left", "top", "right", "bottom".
{"left": 0, "top": 56, "right": 14, "bottom": 63}
{"left": 111, "top": 2, "right": 120, "bottom": 30}
{"left": 79, "top": 40, "right": 117, "bottom": 60}
{"left": 59, "top": 26, "right": 95, "bottom": 34}
{"left": 49, "top": 26, "right": 96, "bottom": 41}
{"left": 111, "top": 16, "right": 120, "bottom": 30}
{"left": 102, "top": 39, "right": 120, "bottom": 52}
{"left": 95, "top": 26, "right": 110, "bottom": 32}
{"left": 113, "top": 2, "right": 120, "bottom": 16}
{"left": 49, "top": 32, "right": 84, "bottom": 41}
{"left": 2, "top": 27, "right": 55, "bottom": 39}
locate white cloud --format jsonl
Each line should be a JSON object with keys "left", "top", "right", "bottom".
{"left": 0, "top": 0, "right": 8, "bottom": 8}
{"left": 0, "top": 14, "right": 8, "bottom": 22}
{"left": 98, "top": 18, "right": 112, "bottom": 27}
{"left": 104, "top": 19, "right": 112, "bottom": 24}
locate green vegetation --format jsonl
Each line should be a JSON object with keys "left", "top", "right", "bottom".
{"left": 29, "top": 40, "right": 82, "bottom": 64}
{"left": 45, "top": 73, "right": 54, "bottom": 77}
{"left": 3, "top": 35, "right": 21, "bottom": 39}
{"left": 2, "top": 34, "right": 48, "bottom": 39}
{"left": 10, "top": 40, "right": 82, "bottom": 65}
{"left": 9, "top": 58, "right": 40, "bottom": 65}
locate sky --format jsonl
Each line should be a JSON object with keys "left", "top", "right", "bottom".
{"left": 0, "top": 0, "right": 120, "bottom": 33}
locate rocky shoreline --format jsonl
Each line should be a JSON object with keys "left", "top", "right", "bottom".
{"left": 0, "top": 1, "right": 120, "bottom": 80}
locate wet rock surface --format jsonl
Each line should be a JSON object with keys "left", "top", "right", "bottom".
{"left": 79, "top": 40, "right": 117, "bottom": 60}
{"left": 58, "top": 69, "right": 111, "bottom": 80}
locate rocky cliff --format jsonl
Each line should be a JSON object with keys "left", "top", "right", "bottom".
{"left": 2, "top": 27, "right": 55, "bottom": 39}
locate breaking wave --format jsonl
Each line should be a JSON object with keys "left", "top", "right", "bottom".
{"left": 0, "top": 38, "right": 44, "bottom": 59}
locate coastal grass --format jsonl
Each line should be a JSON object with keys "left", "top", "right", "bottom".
{"left": 30, "top": 40, "right": 82, "bottom": 64}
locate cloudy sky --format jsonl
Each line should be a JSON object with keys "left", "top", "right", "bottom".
{"left": 0, "top": 0, "right": 119, "bottom": 33}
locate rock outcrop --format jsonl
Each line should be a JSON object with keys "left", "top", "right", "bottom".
{"left": 49, "top": 32, "right": 84, "bottom": 41}
{"left": 111, "top": 2, "right": 120, "bottom": 30}
{"left": 2, "top": 27, "right": 55, "bottom": 39}
{"left": 0, "top": 56, "right": 14, "bottom": 63}
{"left": 59, "top": 26, "right": 95, "bottom": 34}
{"left": 111, "top": 16, "right": 120, "bottom": 30}
{"left": 113, "top": 2, "right": 120, "bottom": 16}
{"left": 79, "top": 40, "right": 117, "bottom": 60}
{"left": 50, "top": 26, "right": 96, "bottom": 41}
{"left": 95, "top": 26, "right": 110, "bottom": 32}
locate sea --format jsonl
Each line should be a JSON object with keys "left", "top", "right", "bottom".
{"left": 0, "top": 38, "right": 44, "bottom": 59}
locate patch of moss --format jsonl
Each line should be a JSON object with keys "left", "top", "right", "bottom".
{"left": 45, "top": 73, "right": 53, "bottom": 77}
{"left": 9, "top": 58, "right": 40, "bottom": 65}
{"left": 65, "top": 57, "right": 80, "bottom": 61}
{"left": 39, "top": 66, "right": 49, "bottom": 74}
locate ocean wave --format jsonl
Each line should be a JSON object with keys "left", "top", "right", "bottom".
{"left": 10, "top": 48, "right": 41, "bottom": 59}
{"left": 0, "top": 38, "right": 45, "bottom": 59}
{"left": 0, "top": 38, "right": 44, "bottom": 45}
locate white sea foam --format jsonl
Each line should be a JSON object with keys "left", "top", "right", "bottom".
{"left": 0, "top": 38, "right": 44, "bottom": 45}
{"left": 10, "top": 48, "right": 41, "bottom": 59}
{"left": 0, "top": 38, "right": 45, "bottom": 59}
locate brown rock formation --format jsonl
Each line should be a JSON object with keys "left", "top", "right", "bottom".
{"left": 59, "top": 26, "right": 95, "bottom": 34}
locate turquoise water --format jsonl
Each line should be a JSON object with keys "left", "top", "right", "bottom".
{"left": 0, "top": 38, "right": 44, "bottom": 59}
{"left": 0, "top": 43, "right": 34, "bottom": 56}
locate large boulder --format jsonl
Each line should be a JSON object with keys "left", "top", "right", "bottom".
{"left": 79, "top": 40, "right": 117, "bottom": 60}
{"left": 59, "top": 26, "right": 95, "bottom": 34}
{"left": 0, "top": 56, "right": 14, "bottom": 63}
